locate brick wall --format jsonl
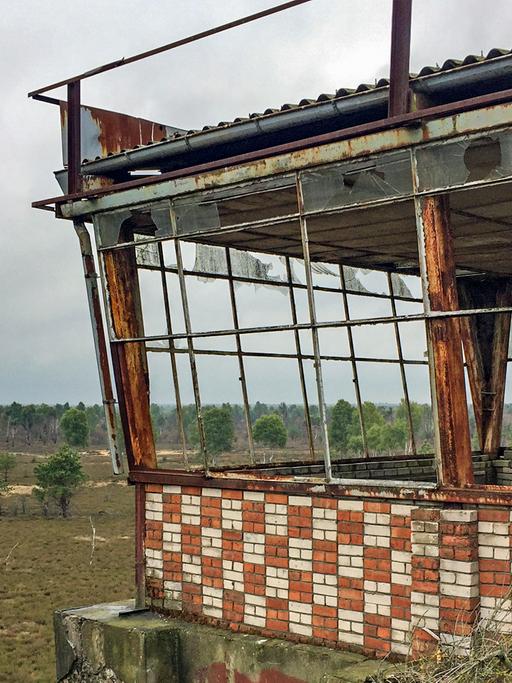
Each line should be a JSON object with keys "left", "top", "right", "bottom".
{"left": 144, "top": 484, "right": 512, "bottom": 658}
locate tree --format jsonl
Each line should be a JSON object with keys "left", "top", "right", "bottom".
{"left": 0, "top": 478, "right": 11, "bottom": 517}
{"left": 60, "top": 408, "right": 89, "bottom": 448}
{"left": 329, "top": 400, "right": 355, "bottom": 452}
{"left": 253, "top": 414, "right": 287, "bottom": 448}
{"left": 188, "top": 405, "right": 235, "bottom": 454}
{"left": 366, "top": 420, "right": 408, "bottom": 452}
{"left": 33, "top": 446, "right": 86, "bottom": 518}
{"left": 204, "top": 406, "right": 235, "bottom": 454}
{"left": 0, "top": 452, "right": 16, "bottom": 483}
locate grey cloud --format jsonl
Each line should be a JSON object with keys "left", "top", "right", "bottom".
{"left": 1, "top": 0, "right": 511, "bottom": 405}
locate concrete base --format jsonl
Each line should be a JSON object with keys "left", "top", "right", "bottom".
{"left": 54, "top": 601, "right": 390, "bottom": 683}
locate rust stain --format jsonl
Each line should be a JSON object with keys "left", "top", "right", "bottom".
{"left": 103, "top": 224, "right": 157, "bottom": 469}
{"left": 60, "top": 100, "right": 171, "bottom": 159}
{"left": 422, "top": 194, "right": 473, "bottom": 487}
{"left": 89, "top": 108, "right": 169, "bottom": 158}
{"left": 197, "top": 663, "right": 306, "bottom": 683}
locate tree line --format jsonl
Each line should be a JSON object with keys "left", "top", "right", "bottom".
{"left": 1, "top": 402, "right": 102, "bottom": 449}
{"left": 7, "top": 398, "right": 512, "bottom": 456}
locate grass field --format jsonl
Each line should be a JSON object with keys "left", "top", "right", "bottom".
{"left": 0, "top": 452, "right": 134, "bottom": 683}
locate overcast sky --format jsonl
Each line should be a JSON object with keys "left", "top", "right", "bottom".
{"left": 1, "top": 0, "right": 511, "bottom": 407}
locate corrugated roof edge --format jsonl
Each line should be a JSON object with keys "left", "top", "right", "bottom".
{"left": 79, "top": 48, "right": 512, "bottom": 165}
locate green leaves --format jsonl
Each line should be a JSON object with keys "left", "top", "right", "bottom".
{"left": 60, "top": 408, "right": 89, "bottom": 448}
{"left": 33, "top": 446, "right": 86, "bottom": 517}
{"left": 253, "top": 414, "right": 287, "bottom": 448}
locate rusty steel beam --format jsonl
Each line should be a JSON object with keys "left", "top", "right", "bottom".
{"left": 157, "top": 242, "right": 189, "bottom": 469}
{"left": 296, "top": 175, "right": 333, "bottom": 482}
{"left": 28, "top": 0, "right": 312, "bottom": 97}
{"left": 138, "top": 261, "right": 421, "bottom": 304}
{"left": 102, "top": 225, "right": 157, "bottom": 469}
{"left": 339, "top": 265, "right": 369, "bottom": 458}
{"left": 146, "top": 343, "right": 428, "bottom": 366}
{"left": 417, "top": 195, "right": 474, "bottom": 487}
{"left": 74, "top": 221, "right": 123, "bottom": 474}
{"left": 173, "top": 236, "right": 209, "bottom": 471}
{"left": 128, "top": 467, "right": 512, "bottom": 507}
{"left": 32, "top": 88, "right": 512, "bottom": 211}
{"left": 458, "top": 278, "right": 512, "bottom": 454}
{"left": 285, "top": 256, "right": 316, "bottom": 460}
{"left": 109, "top": 305, "right": 512, "bottom": 346}
{"left": 67, "top": 81, "right": 81, "bottom": 195}
{"left": 387, "top": 271, "right": 417, "bottom": 455}
{"left": 388, "top": 0, "right": 412, "bottom": 117}
{"left": 225, "top": 248, "right": 256, "bottom": 464}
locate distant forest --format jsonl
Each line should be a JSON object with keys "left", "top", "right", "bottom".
{"left": 2, "top": 400, "right": 512, "bottom": 454}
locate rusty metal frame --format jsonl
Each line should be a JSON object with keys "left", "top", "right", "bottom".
{"left": 29, "top": 0, "right": 314, "bottom": 97}
{"left": 339, "top": 265, "right": 369, "bottom": 458}
{"left": 87, "top": 131, "right": 512, "bottom": 490}
{"left": 388, "top": 0, "right": 412, "bottom": 117}
{"left": 109, "top": 306, "right": 512, "bottom": 345}
{"left": 296, "top": 174, "right": 333, "bottom": 481}
{"left": 74, "top": 220, "right": 122, "bottom": 474}
{"left": 225, "top": 247, "right": 256, "bottom": 464}
{"left": 173, "top": 233, "right": 209, "bottom": 472}
{"left": 157, "top": 242, "right": 189, "bottom": 469}
{"left": 387, "top": 271, "right": 417, "bottom": 456}
{"left": 285, "top": 256, "right": 316, "bottom": 460}
{"left": 33, "top": 91, "right": 512, "bottom": 215}
{"left": 29, "top": 0, "right": 415, "bottom": 206}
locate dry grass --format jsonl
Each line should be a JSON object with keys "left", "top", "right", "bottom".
{"left": 370, "top": 597, "right": 512, "bottom": 683}
{"left": 0, "top": 452, "right": 134, "bottom": 683}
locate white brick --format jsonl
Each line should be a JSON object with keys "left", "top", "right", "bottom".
{"left": 441, "top": 509, "right": 477, "bottom": 523}
{"left": 478, "top": 522, "right": 509, "bottom": 535}
{"left": 391, "top": 504, "right": 415, "bottom": 516}
{"left": 244, "top": 491, "right": 265, "bottom": 501}
{"left": 365, "top": 524, "right": 391, "bottom": 537}
{"left": 339, "top": 566, "right": 363, "bottom": 579}
{"left": 338, "top": 631, "right": 363, "bottom": 645}
{"left": 289, "top": 496, "right": 311, "bottom": 507}
{"left": 145, "top": 510, "right": 163, "bottom": 522}
{"left": 162, "top": 485, "right": 181, "bottom": 494}
{"left": 439, "top": 559, "right": 478, "bottom": 574}
{"left": 245, "top": 593, "right": 266, "bottom": 607}
{"left": 338, "top": 500, "right": 363, "bottom": 511}
{"left": 479, "top": 533, "right": 510, "bottom": 547}
{"left": 245, "top": 615, "right": 266, "bottom": 627}
{"left": 441, "top": 583, "right": 479, "bottom": 598}
{"left": 290, "top": 623, "right": 312, "bottom": 636}
{"left": 203, "top": 488, "right": 222, "bottom": 498}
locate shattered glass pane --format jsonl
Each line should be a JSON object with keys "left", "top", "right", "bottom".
{"left": 94, "top": 208, "right": 132, "bottom": 247}
{"left": 94, "top": 202, "right": 171, "bottom": 247}
{"left": 415, "top": 130, "right": 512, "bottom": 192}
{"left": 193, "top": 244, "right": 286, "bottom": 292}
{"left": 173, "top": 176, "right": 297, "bottom": 236}
{"left": 135, "top": 235, "right": 160, "bottom": 267}
{"left": 300, "top": 149, "right": 412, "bottom": 213}
{"left": 390, "top": 273, "right": 413, "bottom": 299}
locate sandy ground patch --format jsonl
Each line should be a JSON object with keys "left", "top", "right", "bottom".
{"left": 6, "top": 485, "right": 34, "bottom": 496}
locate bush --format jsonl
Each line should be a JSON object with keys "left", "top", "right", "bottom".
{"left": 0, "top": 452, "right": 16, "bottom": 483}
{"left": 33, "top": 446, "right": 86, "bottom": 518}
{"left": 253, "top": 414, "right": 287, "bottom": 448}
{"left": 60, "top": 408, "right": 89, "bottom": 448}
{"left": 329, "top": 400, "right": 355, "bottom": 452}
{"left": 188, "top": 405, "right": 235, "bottom": 455}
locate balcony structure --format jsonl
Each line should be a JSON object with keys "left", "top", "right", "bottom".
{"left": 32, "top": 1, "right": 512, "bottom": 675}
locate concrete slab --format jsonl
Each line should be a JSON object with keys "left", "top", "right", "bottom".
{"left": 55, "top": 601, "right": 389, "bottom": 683}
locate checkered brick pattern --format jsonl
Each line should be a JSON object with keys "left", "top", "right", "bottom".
{"left": 143, "top": 485, "right": 512, "bottom": 658}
